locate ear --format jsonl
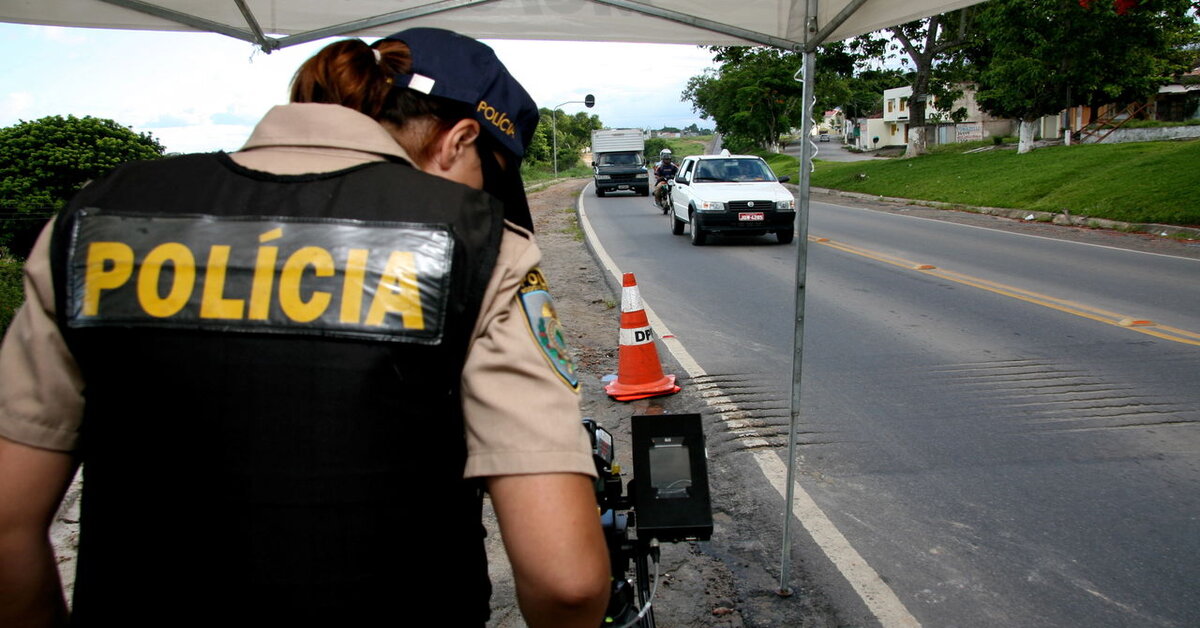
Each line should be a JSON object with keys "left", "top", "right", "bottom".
{"left": 430, "top": 118, "right": 481, "bottom": 172}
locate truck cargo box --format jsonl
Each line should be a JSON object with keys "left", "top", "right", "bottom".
{"left": 591, "top": 129, "right": 648, "bottom": 197}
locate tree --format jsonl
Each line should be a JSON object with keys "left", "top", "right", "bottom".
{"left": 533, "top": 108, "right": 602, "bottom": 171}
{"left": 972, "top": 0, "right": 1200, "bottom": 154}
{"left": 888, "top": 11, "right": 977, "bottom": 157}
{"left": 685, "top": 46, "right": 866, "bottom": 152}
{"left": 0, "top": 115, "right": 164, "bottom": 256}
{"left": 841, "top": 68, "right": 909, "bottom": 119}
{"left": 683, "top": 47, "right": 804, "bottom": 151}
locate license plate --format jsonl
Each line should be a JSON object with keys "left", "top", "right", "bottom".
{"left": 618, "top": 185, "right": 629, "bottom": 189}
{"left": 738, "top": 212, "right": 764, "bottom": 221}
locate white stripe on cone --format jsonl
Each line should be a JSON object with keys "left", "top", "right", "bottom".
{"left": 619, "top": 325, "right": 655, "bottom": 346}
{"left": 621, "top": 285, "right": 643, "bottom": 313}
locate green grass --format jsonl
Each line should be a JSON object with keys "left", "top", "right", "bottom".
{"left": 805, "top": 139, "right": 1200, "bottom": 226}
{"left": 561, "top": 207, "right": 585, "bottom": 241}
{"left": 665, "top": 136, "right": 712, "bottom": 158}
{"left": 521, "top": 162, "right": 592, "bottom": 184}
{"left": 751, "top": 150, "right": 800, "bottom": 181}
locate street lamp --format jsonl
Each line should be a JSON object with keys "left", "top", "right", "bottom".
{"left": 551, "top": 94, "right": 595, "bottom": 178}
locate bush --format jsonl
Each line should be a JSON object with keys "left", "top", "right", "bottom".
{"left": 1, "top": 115, "right": 164, "bottom": 251}
{"left": 645, "top": 138, "right": 672, "bottom": 161}
{"left": 0, "top": 251, "right": 23, "bottom": 340}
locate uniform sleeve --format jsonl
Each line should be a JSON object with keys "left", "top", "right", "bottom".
{"left": 461, "top": 225, "right": 594, "bottom": 479}
{"left": 0, "top": 222, "right": 85, "bottom": 452}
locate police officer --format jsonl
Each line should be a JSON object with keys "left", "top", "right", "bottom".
{"left": 0, "top": 28, "right": 608, "bottom": 627}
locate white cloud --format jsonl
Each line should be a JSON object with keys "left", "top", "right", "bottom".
{"left": 150, "top": 123, "right": 257, "bottom": 154}
{"left": 31, "top": 25, "right": 89, "bottom": 45}
{"left": 0, "top": 92, "right": 35, "bottom": 121}
{"left": 487, "top": 39, "right": 716, "bottom": 130}
{"left": 1, "top": 23, "right": 719, "bottom": 152}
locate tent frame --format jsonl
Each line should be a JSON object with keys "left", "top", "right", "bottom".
{"left": 97, "top": 0, "right": 860, "bottom": 53}
{"left": 92, "top": 0, "right": 866, "bottom": 596}
{"left": 99, "top": 0, "right": 499, "bottom": 51}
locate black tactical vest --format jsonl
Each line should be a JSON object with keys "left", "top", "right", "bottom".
{"left": 50, "top": 153, "right": 505, "bottom": 626}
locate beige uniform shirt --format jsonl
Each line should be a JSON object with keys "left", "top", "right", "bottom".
{"left": 0, "top": 103, "right": 593, "bottom": 479}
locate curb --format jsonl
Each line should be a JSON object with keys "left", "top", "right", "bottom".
{"left": 809, "top": 186, "right": 1200, "bottom": 241}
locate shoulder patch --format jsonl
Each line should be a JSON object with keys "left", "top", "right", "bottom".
{"left": 518, "top": 268, "right": 580, "bottom": 391}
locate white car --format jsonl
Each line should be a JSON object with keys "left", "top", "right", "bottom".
{"left": 667, "top": 152, "right": 796, "bottom": 245}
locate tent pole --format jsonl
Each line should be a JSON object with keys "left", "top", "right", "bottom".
{"left": 591, "top": 0, "right": 801, "bottom": 49}
{"left": 99, "top": 0, "right": 267, "bottom": 45}
{"left": 272, "top": 0, "right": 495, "bottom": 49}
{"left": 99, "top": 0, "right": 497, "bottom": 52}
{"left": 779, "top": 43, "right": 817, "bottom": 598}
{"left": 233, "top": 0, "right": 273, "bottom": 51}
{"left": 810, "top": 0, "right": 871, "bottom": 47}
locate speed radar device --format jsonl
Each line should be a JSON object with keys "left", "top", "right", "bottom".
{"left": 631, "top": 413, "right": 712, "bottom": 543}
{"left": 583, "top": 413, "right": 712, "bottom": 626}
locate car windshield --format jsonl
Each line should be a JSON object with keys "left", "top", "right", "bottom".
{"left": 597, "top": 152, "right": 642, "bottom": 166}
{"left": 692, "top": 159, "right": 775, "bottom": 183}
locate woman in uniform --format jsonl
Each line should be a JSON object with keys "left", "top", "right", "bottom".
{"left": 0, "top": 28, "right": 608, "bottom": 628}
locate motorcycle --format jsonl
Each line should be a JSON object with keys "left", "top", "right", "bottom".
{"left": 654, "top": 175, "right": 674, "bottom": 214}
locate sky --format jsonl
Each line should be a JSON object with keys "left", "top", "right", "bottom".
{"left": 0, "top": 22, "right": 720, "bottom": 154}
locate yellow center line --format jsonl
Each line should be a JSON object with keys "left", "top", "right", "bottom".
{"left": 808, "top": 235, "right": 1200, "bottom": 347}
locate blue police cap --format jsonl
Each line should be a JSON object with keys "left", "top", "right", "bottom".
{"left": 381, "top": 27, "right": 539, "bottom": 159}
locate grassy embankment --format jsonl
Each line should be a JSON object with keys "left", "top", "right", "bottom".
{"left": 755, "top": 138, "right": 1200, "bottom": 227}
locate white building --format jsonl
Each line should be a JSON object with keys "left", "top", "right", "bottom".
{"left": 848, "top": 85, "right": 1024, "bottom": 151}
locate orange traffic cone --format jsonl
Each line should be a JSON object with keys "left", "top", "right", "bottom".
{"left": 605, "top": 273, "right": 681, "bottom": 401}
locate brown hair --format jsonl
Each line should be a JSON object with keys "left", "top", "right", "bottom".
{"left": 289, "top": 39, "right": 474, "bottom": 164}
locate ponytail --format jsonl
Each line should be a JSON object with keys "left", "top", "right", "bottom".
{"left": 289, "top": 39, "right": 411, "bottom": 120}
{"left": 289, "top": 38, "right": 474, "bottom": 166}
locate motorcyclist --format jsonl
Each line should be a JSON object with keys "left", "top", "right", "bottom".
{"left": 653, "top": 148, "right": 672, "bottom": 169}
{"left": 652, "top": 149, "right": 679, "bottom": 207}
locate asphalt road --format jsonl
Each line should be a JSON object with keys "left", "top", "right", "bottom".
{"left": 782, "top": 134, "right": 888, "bottom": 162}
{"left": 580, "top": 185, "right": 1200, "bottom": 627}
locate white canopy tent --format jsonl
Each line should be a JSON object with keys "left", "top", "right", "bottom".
{"left": 3, "top": 0, "right": 983, "bottom": 51}
{"left": 2, "top": 0, "right": 986, "bottom": 599}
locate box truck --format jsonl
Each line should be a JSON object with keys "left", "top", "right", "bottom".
{"left": 591, "top": 129, "right": 648, "bottom": 197}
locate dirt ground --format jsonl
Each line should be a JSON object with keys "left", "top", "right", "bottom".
{"left": 484, "top": 178, "right": 745, "bottom": 627}
{"left": 484, "top": 178, "right": 839, "bottom": 628}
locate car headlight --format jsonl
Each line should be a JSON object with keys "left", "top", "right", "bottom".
{"left": 697, "top": 201, "right": 725, "bottom": 212}
{"left": 776, "top": 199, "right": 795, "bottom": 210}
{"left": 635, "top": 173, "right": 648, "bottom": 179}
{"left": 596, "top": 174, "right": 611, "bottom": 180}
